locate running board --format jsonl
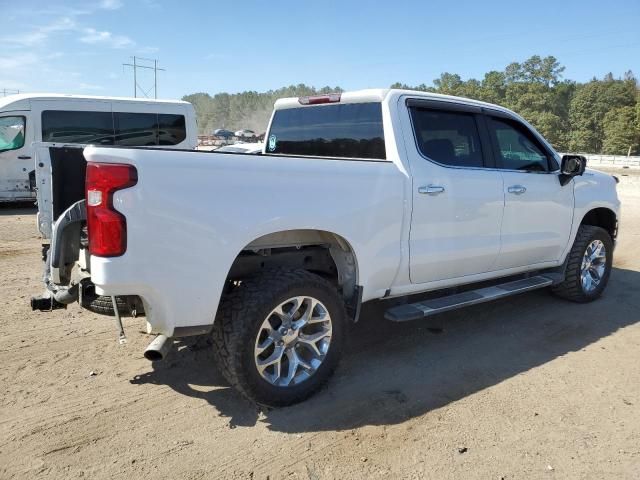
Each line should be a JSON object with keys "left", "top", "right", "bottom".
{"left": 385, "top": 275, "right": 553, "bottom": 322}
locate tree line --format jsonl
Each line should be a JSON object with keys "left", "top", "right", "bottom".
{"left": 183, "top": 85, "right": 341, "bottom": 139}
{"left": 183, "top": 55, "right": 640, "bottom": 155}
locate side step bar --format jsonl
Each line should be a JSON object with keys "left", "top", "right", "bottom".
{"left": 385, "top": 275, "right": 553, "bottom": 322}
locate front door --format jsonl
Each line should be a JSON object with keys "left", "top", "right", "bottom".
{"left": 485, "top": 115, "right": 574, "bottom": 270}
{"left": 0, "top": 112, "right": 34, "bottom": 201}
{"left": 406, "top": 104, "right": 504, "bottom": 284}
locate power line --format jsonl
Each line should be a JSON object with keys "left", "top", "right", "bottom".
{"left": 122, "top": 56, "right": 165, "bottom": 99}
{"left": 1, "top": 88, "right": 20, "bottom": 97}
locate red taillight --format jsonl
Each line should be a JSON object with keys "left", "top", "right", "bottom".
{"left": 86, "top": 162, "right": 137, "bottom": 257}
{"left": 298, "top": 93, "right": 341, "bottom": 105}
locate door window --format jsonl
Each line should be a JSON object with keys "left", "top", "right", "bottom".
{"left": 0, "top": 116, "right": 26, "bottom": 152}
{"left": 488, "top": 117, "right": 550, "bottom": 172}
{"left": 409, "top": 108, "right": 484, "bottom": 168}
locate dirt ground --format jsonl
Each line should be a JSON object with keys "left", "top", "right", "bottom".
{"left": 1, "top": 170, "right": 639, "bottom": 480}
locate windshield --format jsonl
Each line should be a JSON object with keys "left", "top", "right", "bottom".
{"left": 0, "top": 116, "right": 26, "bottom": 152}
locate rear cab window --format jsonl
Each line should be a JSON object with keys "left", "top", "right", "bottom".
{"left": 266, "top": 102, "right": 386, "bottom": 160}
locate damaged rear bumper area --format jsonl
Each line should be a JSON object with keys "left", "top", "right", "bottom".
{"left": 30, "top": 199, "right": 143, "bottom": 316}
{"left": 31, "top": 200, "right": 86, "bottom": 311}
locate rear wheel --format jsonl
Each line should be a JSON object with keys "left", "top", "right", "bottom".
{"left": 551, "top": 225, "right": 613, "bottom": 303}
{"left": 211, "top": 269, "right": 346, "bottom": 406}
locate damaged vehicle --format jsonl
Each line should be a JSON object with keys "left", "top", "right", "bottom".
{"left": 33, "top": 89, "right": 620, "bottom": 406}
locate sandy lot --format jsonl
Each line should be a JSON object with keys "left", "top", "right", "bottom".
{"left": 1, "top": 171, "right": 639, "bottom": 480}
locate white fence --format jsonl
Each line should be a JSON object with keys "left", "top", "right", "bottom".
{"left": 561, "top": 154, "right": 640, "bottom": 168}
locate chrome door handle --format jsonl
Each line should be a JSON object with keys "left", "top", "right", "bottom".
{"left": 507, "top": 185, "right": 526, "bottom": 195}
{"left": 418, "top": 185, "right": 445, "bottom": 195}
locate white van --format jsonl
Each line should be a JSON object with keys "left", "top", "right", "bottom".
{"left": 0, "top": 94, "right": 197, "bottom": 202}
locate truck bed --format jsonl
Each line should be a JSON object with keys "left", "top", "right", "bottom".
{"left": 84, "top": 146, "right": 407, "bottom": 337}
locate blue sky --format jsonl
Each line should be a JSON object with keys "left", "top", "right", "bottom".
{"left": 1, "top": 0, "right": 639, "bottom": 99}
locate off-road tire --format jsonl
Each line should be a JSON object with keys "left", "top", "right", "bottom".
{"left": 211, "top": 269, "right": 346, "bottom": 407}
{"left": 551, "top": 225, "right": 613, "bottom": 303}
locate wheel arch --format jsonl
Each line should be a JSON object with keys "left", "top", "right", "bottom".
{"left": 580, "top": 207, "right": 618, "bottom": 240}
{"left": 226, "top": 229, "right": 360, "bottom": 306}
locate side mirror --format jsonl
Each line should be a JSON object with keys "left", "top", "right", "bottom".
{"left": 559, "top": 155, "right": 586, "bottom": 186}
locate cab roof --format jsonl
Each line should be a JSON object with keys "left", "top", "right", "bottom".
{"left": 273, "top": 88, "right": 519, "bottom": 118}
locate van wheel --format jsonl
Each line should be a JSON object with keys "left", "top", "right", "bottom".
{"left": 551, "top": 225, "right": 613, "bottom": 303}
{"left": 211, "top": 269, "right": 346, "bottom": 407}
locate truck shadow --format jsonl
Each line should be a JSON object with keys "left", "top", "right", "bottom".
{"left": 0, "top": 203, "right": 37, "bottom": 215}
{"left": 131, "top": 266, "right": 640, "bottom": 432}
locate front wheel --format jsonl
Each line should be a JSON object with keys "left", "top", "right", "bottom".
{"left": 211, "top": 269, "right": 346, "bottom": 407}
{"left": 551, "top": 225, "right": 613, "bottom": 303}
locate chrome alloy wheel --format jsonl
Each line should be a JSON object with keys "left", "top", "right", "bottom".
{"left": 581, "top": 239, "right": 607, "bottom": 293}
{"left": 254, "top": 296, "right": 332, "bottom": 387}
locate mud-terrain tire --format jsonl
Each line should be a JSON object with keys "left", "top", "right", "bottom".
{"left": 551, "top": 225, "right": 613, "bottom": 303}
{"left": 211, "top": 269, "right": 346, "bottom": 407}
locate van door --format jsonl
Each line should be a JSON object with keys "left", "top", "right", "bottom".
{"left": 0, "top": 112, "right": 35, "bottom": 201}
{"left": 404, "top": 100, "right": 504, "bottom": 283}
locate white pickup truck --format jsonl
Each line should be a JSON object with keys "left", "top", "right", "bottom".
{"left": 37, "top": 89, "right": 621, "bottom": 406}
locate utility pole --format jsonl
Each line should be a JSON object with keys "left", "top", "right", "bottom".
{"left": 122, "top": 56, "right": 165, "bottom": 99}
{"left": 133, "top": 56, "right": 137, "bottom": 98}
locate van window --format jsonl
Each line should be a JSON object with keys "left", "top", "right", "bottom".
{"left": 409, "top": 108, "right": 484, "bottom": 168}
{"left": 267, "top": 102, "right": 386, "bottom": 159}
{"left": 41, "top": 110, "right": 114, "bottom": 145}
{"left": 0, "top": 116, "right": 26, "bottom": 152}
{"left": 158, "top": 114, "right": 186, "bottom": 145}
{"left": 42, "top": 110, "right": 187, "bottom": 146}
{"left": 114, "top": 112, "right": 158, "bottom": 146}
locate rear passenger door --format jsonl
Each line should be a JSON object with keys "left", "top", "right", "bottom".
{"left": 484, "top": 113, "right": 573, "bottom": 269}
{"left": 406, "top": 100, "right": 504, "bottom": 284}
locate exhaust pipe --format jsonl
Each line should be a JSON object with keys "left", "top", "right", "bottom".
{"left": 144, "top": 334, "right": 172, "bottom": 361}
